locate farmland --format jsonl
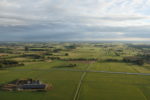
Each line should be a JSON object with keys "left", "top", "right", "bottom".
{"left": 0, "top": 42, "right": 150, "bottom": 100}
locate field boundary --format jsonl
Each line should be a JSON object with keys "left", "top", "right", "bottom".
{"left": 52, "top": 68, "right": 150, "bottom": 76}
{"left": 8, "top": 68, "right": 150, "bottom": 76}
{"left": 73, "top": 72, "right": 86, "bottom": 100}
{"left": 73, "top": 64, "right": 91, "bottom": 100}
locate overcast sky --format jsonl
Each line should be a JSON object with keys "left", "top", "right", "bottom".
{"left": 0, "top": 0, "right": 150, "bottom": 41}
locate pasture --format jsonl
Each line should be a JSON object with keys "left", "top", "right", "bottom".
{"left": 0, "top": 42, "right": 150, "bottom": 100}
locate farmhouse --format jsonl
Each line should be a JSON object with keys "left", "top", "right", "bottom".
{"left": 2, "top": 79, "right": 52, "bottom": 91}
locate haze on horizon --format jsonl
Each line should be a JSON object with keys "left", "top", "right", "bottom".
{"left": 0, "top": 0, "right": 150, "bottom": 41}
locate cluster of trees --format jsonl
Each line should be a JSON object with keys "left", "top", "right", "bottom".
{"left": 24, "top": 46, "right": 47, "bottom": 51}
{"left": 56, "top": 64, "right": 77, "bottom": 68}
{"left": 43, "top": 52, "right": 68, "bottom": 56}
{"left": 102, "top": 59, "right": 121, "bottom": 62}
{"left": 94, "top": 44, "right": 104, "bottom": 47}
{"left": 29, "top": 48, "right": 46, "bottom": 51}
{"left": 0, "top": 48, "right": 12, "bottom": 53}
{"left": 63, "top": 64, "right": 77, "bottom": 67}
{"left": 52, "top": 49, "right": 62, "bottom": 53}
{"left": 140, "top": 54, "right": 150, "bottom": 61}
{"left": 0, "top": 59, "right": 24, "bottom": 68}
{"left": 43, "top": 52, "right": 53, "bottom": 56}
{"left": 64, "top": 45, "right": 77, "bottom": 50}
{"left": 115, "top": 52, "right": 121, "bottom": 56}
{"left": 62, "top": 58, "right": 97, "bottom": 61}
{"left": 123, "top": 57, "right": 144, "bottom": 66}
{"left": 100, "top": 57, "right": 144, "bottom": 66}
{"left": 128, "top": 44, "right": 150, "bottom": 49}
{"left": 47, "top": 57, "right": 60, "bottom": 60}
{"left": 123, "top": 53, "right": 150, "bottom": 65}
{"left": 21, "top": 54, "right": 44, "bottom": 59}
{"left": 64, "top": 53, "right": 69, "bottom": 56}
{"left": 24, "top": 46, "right": 29, "bottom": 51}
{"left": 94, "top": 44, "right": 116, "bottom": 48}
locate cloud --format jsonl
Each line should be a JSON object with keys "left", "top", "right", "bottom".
{"left": 0, "top": 0, "right": 150, "bottom": 41}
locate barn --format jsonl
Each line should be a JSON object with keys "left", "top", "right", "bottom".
{"left": 2, "top": 78, "right": 52, "bottom": 91}
{"left": 16, "top": 79, "right": 47, "bottom": 90}
{"left": 21, "top": 84, "right": 46, "bottom": 89}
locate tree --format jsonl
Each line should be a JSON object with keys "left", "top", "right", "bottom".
{"left": 136, "top": 59, "right": 144, "bottom": 66}
{"left": 0, "top": 64, "right": 3, "bottom": 68}
{"left": 24, "top": 46, "right": 29, "bottom": 51}
{"left": 65, "top": 53, "right": 69, "bottom": 56}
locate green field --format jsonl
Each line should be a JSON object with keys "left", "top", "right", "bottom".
{"left": 0, "top": 42, "right": 150, "bottom": 100}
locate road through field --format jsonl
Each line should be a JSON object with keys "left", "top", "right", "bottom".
{"left": 73, "top": 72, "right": 86, "bottom": 100}
{"left": 73, "top": 63, "right": 91, "bottom": 100}
{"left": 10, "top": 68, "right": 150, "bottom": 76}
{"left": 52, "top": 68, "right": 150, "bottom": 76}
{"left": 2, "top": 67, "right": 150, "bottom": 100}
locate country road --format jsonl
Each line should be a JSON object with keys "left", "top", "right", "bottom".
{"left": 52, "top": 68, "right": 150, "bottom": 76}
{"left": 10, "top": 68, "right": 150, "bottom": 76}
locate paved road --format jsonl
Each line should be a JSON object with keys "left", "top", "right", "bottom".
{"left": 51, "top": 68, "right": 150, "bottom": 76}
{"left": 9, "top": 68, "right": 150, "bottom": 76}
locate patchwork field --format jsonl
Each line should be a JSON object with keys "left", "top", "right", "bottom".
{"left": 0, "top": 42, "right": 150, "bottom": 100}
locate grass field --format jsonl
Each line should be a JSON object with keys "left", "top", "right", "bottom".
{"left": 79, "top": 73, "right": 150, "bottom": 100}
{"left": 0, "top": 43, "right": 150, "bottom": 100}
{"left": 0, "top": 65, "right": 82, "bottom": 100}
{"left": 0, "top": 61, "right": 150, "bottom": 100}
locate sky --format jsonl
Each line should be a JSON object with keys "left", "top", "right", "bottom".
{"left": 0, "top": 0, "right": 150, "bottom": 41}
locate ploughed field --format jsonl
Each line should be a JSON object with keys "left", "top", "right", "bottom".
{"left": 0, "top": 42, "right": 150, "bottom": 100}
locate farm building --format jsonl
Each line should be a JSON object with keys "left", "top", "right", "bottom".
{"left": 2, "top": 78, "right": 52, "bottom": 91}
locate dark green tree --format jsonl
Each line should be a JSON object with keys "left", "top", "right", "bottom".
{"left": 24, "top": 46, "right": 29, "bottom": 51}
